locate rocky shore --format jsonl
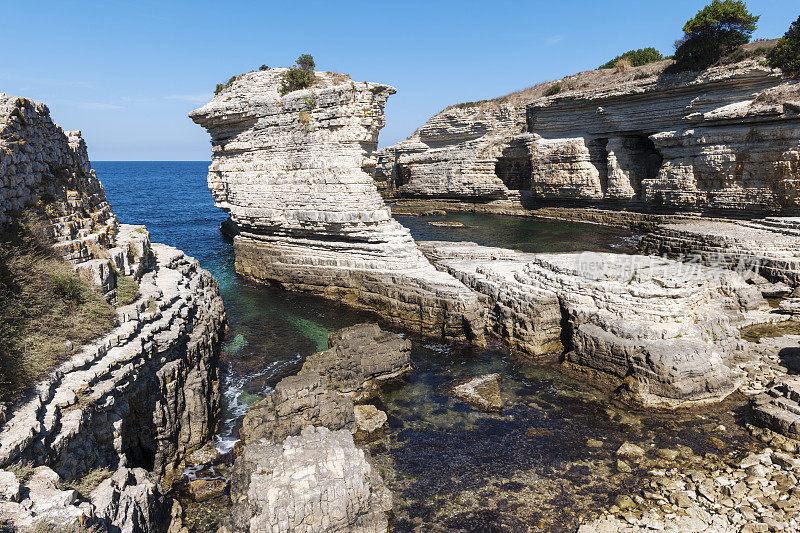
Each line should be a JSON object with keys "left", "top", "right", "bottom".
{"left": 0, "top": 95, "right": 226, "bottom": 532}
{"left": 376, "top": 54, "right": 800, "bottom": 220}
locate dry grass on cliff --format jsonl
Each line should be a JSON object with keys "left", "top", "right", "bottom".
{"left": 0, "top": 213, "right": 116, "bottom": 404}
{"left": 444, "top": 40, "right": 780, "bottom": 115}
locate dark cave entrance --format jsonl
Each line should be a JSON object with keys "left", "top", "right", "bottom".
{"left": 395, "top": 163, "right": 411, "bottom": 189}
{"left": 590, "top": 137, "right": 609, "bottom": 196}
{"left": 495, "top": 156, "right": 532, "bottom": 190}
{"left": 627, "top": 134, "right": 663, "bottom": 194}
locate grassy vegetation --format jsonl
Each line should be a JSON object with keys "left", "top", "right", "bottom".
{"left": 543, "top": 83, "right": 562, "bottom": 97}
{"left": 0, "top": 214, "right": 116, "bottom": 404}
{"left": 115, "top": 272, "right": 139, "bottom": 306}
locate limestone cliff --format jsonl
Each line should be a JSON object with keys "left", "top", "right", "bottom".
{"left": 0, "top": 95, "right": 226, "bottom": 532}
{"left": 190, "top": 69, "right": 485, "bottom": 341}
{"left": 377, "top": 55, "right": 800, "bottom": 216}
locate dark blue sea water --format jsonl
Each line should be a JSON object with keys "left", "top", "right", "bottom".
{"left": 95, "top": 162, "right": 753, "bottom": 531}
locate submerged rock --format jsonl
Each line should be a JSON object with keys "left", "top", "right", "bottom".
{"left": 451, "top": 373, "right": 503, "bottom": 412}
{"left": 189, "top": 70, "right": 485, "bottom": 342}
{"left": 301, "top": 323, "right": 412, "bottom": 401}
{"left": 230, "top": 426, "right": 391, "bottom": 533}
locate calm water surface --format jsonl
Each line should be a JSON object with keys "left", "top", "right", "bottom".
{"left": 96, "top": 162, "right": 755, "bottom": 532}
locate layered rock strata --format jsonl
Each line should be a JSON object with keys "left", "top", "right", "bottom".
{"left": 420, "top": 241, "right": 764, "bottom": 407}
{"left": 377, "top": 58, "right": 800, "bottom": 217}
{"left": 0, "top": 96, "right": 226, "bottom": 532}
{"left": 190, "top": 69, "right": 485, "bottom": 342}
{"left": 751, "top": 376, "right": 800, "bottom": 441}
{"left": 641, "top": 218, "right": 800, "bottom": 286}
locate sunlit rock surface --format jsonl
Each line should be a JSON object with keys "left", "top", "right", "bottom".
{"left": 376, "top": 59, "right": 800, "bottom": 216}
{"left": 0, "top": 95, "right": 226, "bottom": 533}
{"left": 190, "top": 69, "right": 485, "bottom": 342}
{"left": 420, "top": 241, "right": 764, "bottom": 407}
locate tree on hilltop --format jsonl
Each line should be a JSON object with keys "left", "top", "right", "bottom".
{"left": 673, "top": 0, "right": 759, "bottom": 70}
{"left": 768, "top": 15, "right": 800, "bottom": 77}
{"left": 280, "top": 54, "right": 317, "bottom": 96}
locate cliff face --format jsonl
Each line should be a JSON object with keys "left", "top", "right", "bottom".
{"left": 0, "top": 95, "right": 226, "bottom": 532}
{"left": 377, "top": 59, "right": 800, "bottom": 216}
{"left": 190, "top": 69, "right": 485, "bottom": 342}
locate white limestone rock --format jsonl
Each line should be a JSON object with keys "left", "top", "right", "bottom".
{"left": 190, "top": 69, "right": 485, "bottom": 342}
{"left": 230, "top": 426, "right": 391, "bottom": 533}
{"left": 421, "top": 241, "right": 764, "bottom": 407}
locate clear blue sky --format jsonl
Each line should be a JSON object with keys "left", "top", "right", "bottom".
{"left": 3, "top": 0, "right": 797, "bottom": 160}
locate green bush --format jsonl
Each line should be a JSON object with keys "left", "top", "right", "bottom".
{"left": 673, "top": 0, "right": 759, "bottom": 70}
{"left": 259, "top": 64, "right": 270, "bottom": 71}
{"left": 214, "top": 75, "right": 240, "bottom": 95}
{"left": 544, "top": 83, "right": 562, "bottom": 96}
{"left": 768, "top": 15, "right": 800, "bottom": 77}
{"left": 599, "top": 47, "right": 664, "bottom": 69}
{"left": 279, "top": 54, "right": 316, "bottom": 96}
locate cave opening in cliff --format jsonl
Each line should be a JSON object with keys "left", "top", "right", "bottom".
{"left": 395, "top": 163, "right": 411, "bottom": 189}
{"left": 591, "top": 138, "right": 609, "bottom": 195}
{"left": 626, "top": 134, "right": 663, "bottom": 196}
{"left": 495, "top": 155, "right": 532, "bottom": 190}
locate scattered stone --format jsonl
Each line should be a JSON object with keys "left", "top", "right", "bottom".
{"left": 354, "top": 404, "right": 388, "bottom": 442}
{"left": 655, "top": 448, "right": 679, "bottom": 461}
{"left": 587, "top": 439, "right": 604, "bottom": 448}
{"left": 615, "top": 460, "right": 632, "bottom": 473}
{"left": 450, "top": 373, "right": 503, "bottom": 412}
{"left": 616, "top": 442, "right": 645, "bottom": 460}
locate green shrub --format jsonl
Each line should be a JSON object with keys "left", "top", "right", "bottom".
{"left": 768, "top": 15, "right": 800, "bottom": 77}
{"left": 259, "top": 64, "right": 270, "bottom": 71}
{"left": 279, "top": 54, "right": 316, "bottom": 96}
{"left": 673, "top": 0, "right": 759, "bottom": 70}
{"left": 544, "top": 83, "right": 562, "bottom": 97}
{"left": 214, "top": 75, "right": 240, "bottom": 95}
{"left": 50, "top": 273, "right": 84, "bottom": 302}
{"left": 599, "top": 47, "right": 664, "bottom": 69}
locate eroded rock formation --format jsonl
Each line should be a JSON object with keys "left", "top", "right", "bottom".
{"left": 229, "top": 324, "right": 407, "bottom": 533}
{"left": 230, "top": 427, "right": 392, "bottom": 533}
{"left": 420, "top": 241, "right": 764, "bottom": 407}
{"left": 0, "top": 95, "right": 226, "bottom": 532}
{"left": 189, "top": 69, "right": 485, "bottom": 342}
{"left": 376, "top": 58, "right": 800, "bottom": 217}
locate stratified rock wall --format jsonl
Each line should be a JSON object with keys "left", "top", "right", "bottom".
{"left": 377, "top": 61, "right": 800, "bottom": 216}
{"left": 420, "top": 241, "right": 764, "bottom": 407}
{"left": 190, "top": 70, "right": 485, "bottom": 341}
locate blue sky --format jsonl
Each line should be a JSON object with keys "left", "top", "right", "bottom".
{"left": 3, "top": 0, "right": 797, "bottom": 160}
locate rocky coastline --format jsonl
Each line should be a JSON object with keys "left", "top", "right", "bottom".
{"left": 0, "top": 95, "right": 226, "bottom": 532}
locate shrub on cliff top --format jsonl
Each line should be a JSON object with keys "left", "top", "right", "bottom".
{"left": 768, "top": 15, "right": 800, "bottom": 77}
{"left": 279, "top": 54, "right": 316, "bottom": 96}
{"left": 599, "top": 47, "right": 664, "bottom": 70}
{"left": 673, "top": 0, "right": 759, "bottom": 70}
{"left": 544, "top": 83, "right": 562, "bottom": 96}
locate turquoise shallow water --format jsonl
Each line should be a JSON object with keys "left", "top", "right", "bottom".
{"left": 96, "top": 162, "right": 755, "bottom": 532}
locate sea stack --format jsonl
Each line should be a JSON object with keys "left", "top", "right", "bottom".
{"left": 190, "top": 68, "right": 485, "bottom": 341}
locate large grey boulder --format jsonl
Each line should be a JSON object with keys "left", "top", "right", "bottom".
{"left": 230, "top": 426, "right": 391, "bottom": 533}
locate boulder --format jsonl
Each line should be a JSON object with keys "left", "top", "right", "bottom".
{"left": 354, "top": 405, "right": 388, "bottom": 442}
{"left": 230, "top": 426, "right": 391, "bottom": 533}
